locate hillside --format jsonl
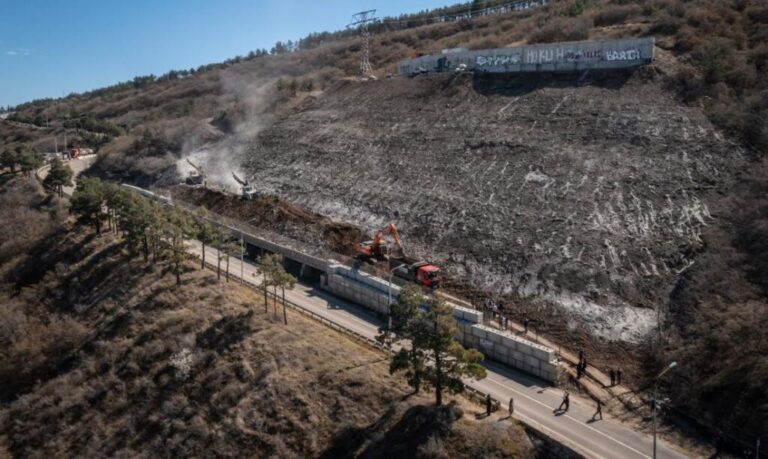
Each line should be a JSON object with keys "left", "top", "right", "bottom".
{"left": 0, "top": 177, "right": 535, "bottom": 458}
{"left": 1, "top": 0, "right": 767, "bottom": 447}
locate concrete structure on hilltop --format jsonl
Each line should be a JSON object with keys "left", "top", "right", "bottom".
{"left": 398, "top": 37, "right": 655, "bottom": 75}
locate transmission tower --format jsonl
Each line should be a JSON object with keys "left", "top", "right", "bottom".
{"left": 349, "top": 9, "right": 377, "bottom": 78}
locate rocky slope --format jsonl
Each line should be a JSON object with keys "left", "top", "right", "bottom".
{"left": 242, "top": 65, "right": 744, "bottom": 343}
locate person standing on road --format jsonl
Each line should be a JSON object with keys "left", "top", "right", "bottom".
{"left": 508, "top": 397, "right": 514, "bottom": 416}
{"left": 592, "top": 399, "right": 603, "bottom": 421}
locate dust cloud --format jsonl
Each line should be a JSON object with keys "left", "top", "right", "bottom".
{"left": 176, "top": 74, "right": 279, "bottom": 193}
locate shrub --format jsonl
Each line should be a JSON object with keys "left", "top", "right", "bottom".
{"left": 594, "top": 4, "right": 641, "bottom": 27}
{"left": 693, "top": 41, "right": 733, "bottom": 84}
{"left": 529, "top": 17, "right": 590, "bottom": 44}
{"left": 564, "top": 0, "right": 591, "bottom": 17}
{"left": 650, "top": 15, "right": 682, "bottom": 35}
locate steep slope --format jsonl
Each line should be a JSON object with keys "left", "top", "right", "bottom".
{"left": 244, "top": 67, "right": 742, "bottom": 343}
{"left": 0, "top": 178, "right": 534, "bottom": 459}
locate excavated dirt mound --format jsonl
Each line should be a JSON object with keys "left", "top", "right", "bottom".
{"left": 241, "top": 67, "right": 746, "bottom": 343}
{"left": 171, "top": 185, "right": 363, "bottom": 256}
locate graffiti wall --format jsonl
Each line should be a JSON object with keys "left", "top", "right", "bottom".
{"left": 398, "top": 37, "right": 654, "bottom": 75}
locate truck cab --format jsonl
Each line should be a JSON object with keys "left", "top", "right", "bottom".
{"left": 393, "top": 261, "right": 441, "bottom": 289}
{"left": 416, "top": 263, "right": 440, "bottom": 289}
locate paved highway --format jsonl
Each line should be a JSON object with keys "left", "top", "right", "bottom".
{"left": 188, "top": 240, "right": 691, "bottom": 459}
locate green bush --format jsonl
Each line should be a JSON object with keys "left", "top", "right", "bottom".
{"left": 565, "top": 0, "right": 591, "bottom": 17}
{"left": 693, "top": 41, "right": 732, "bottom": 84}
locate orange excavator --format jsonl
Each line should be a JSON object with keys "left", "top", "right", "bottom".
{"left": 355, "top": 223, "right": 441, "bottom": 289}
{"left": 355, "top": 223, "right": 404, "bottom": 261}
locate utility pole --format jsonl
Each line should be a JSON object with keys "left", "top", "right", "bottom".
{"left": 349, "top": 9, "right": 377, "bottom": 78}
{"left": 653, "top": 361, "right": 677, "bottom": 459}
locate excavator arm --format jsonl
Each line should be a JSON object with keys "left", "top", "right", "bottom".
{"left": 186, "top": 158, "right": 204, "bottom": 175}
{"left": 357, "top": 223, "right": 404, "bottom": 260}
{"left": 232, "top": 172, "right": 248, "bottom": 187}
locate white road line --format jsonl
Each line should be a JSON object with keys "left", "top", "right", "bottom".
{"left": 482, "top": 374, "right": 650, "bottom": 459}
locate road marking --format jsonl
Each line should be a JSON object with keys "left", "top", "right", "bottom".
{"left": 514, "top": 411, "right": 605, "bottom": 459}
{"left": 481, "top": 375, "right": 650, "bottom": 459}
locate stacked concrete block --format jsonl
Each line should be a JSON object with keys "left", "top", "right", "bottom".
{"left": 460, "top": 324, "right": 559, "bottom": 383}
{"left": 452, "top": 305, "right": 483, "bottom": 324}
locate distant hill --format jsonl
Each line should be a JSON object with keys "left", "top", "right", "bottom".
{"left": 1, "top": 0, "right": 766, "bottom": 448}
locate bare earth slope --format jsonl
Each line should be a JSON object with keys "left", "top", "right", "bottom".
{"left": 244, "top": 67, "right": 744, "bottom": 343}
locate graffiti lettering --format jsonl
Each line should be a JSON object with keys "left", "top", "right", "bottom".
{"left": 526, "top": 48, "right": 605, "bottom": 64}
{"left": 606, "top": 49, "right": 642, "bottom": 61}
{"left": 476, "top": 53, "right": 522, "bottom": 67}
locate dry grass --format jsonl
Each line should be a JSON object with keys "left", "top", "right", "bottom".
{"left": 0, "top": 179, "right": 533, "bottom": 458}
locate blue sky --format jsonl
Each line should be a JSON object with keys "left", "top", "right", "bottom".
{"left": 0, "top": 0, "right": 451, "bottom": 108}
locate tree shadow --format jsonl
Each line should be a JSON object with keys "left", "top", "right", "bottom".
{"left": 319, "top": 403, "right": 463, "bottom": 459}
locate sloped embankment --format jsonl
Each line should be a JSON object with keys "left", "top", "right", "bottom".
{"left": 243, "top": 67, "right": 745, "bottom": 343}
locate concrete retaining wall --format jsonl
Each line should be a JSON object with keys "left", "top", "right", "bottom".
{"left": 459, "top": 323, "right": 559, "bottom": 382}
{"left": 398, "top": 37, "right": 654, "bottom": 75}
{"left": 323, "top": 263, "right": 558, "bottom": 382}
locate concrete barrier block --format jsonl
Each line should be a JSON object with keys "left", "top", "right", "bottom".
{"left": 471, "top": 326, "right": 487, "bottom": 340}
{"left": 525, "top": 355, "right": 540, "bottom": 369}
{"left": 516, "top": 342, "right": 533, "bottom": 356}
{"left": 495, "top": 344, "right": 508, "bottom": 357}
{"left": 531, "top": 346, "right": 552, "bottom": 362}
{"left": 488, "top": 330, "right": 503, "bottom": 345}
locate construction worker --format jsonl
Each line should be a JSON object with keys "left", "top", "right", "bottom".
{"left": 592, "top": 399, "right": 603, "bottom": 421}
{"left": 486, "top": 394, "right": 492, "bottom": 417}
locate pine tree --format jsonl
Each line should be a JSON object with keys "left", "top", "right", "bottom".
{"left": 388, "top": 285, "right": 429, "bottom": 394}
{"left": 16, "top": 144, "right": 43, "bottom": 176}
{"left": 42, "top": 157, "right": 73, "bottom": 197}
{"left": 196, "top": 217, "right": 216, "bottom": 270}
{"left": 163, "top": 208, "right": 193, "bottom": 285}
{"left": 1, "top": 149, "right": 18, "bottom": 173}
{"left": 70, "top": 177, "right": 107, "bottom": 234}
{"left": 388, "top": 287, "right": 487, "bottom": 405}
{"left": 257, "top": 253, "right": 282, "bottom": 314}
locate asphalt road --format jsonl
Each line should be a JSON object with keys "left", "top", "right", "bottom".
{"left": 188, "top": 240, "right": 691, "bottom": 459}
{"left": 37, "top": 154, "right": 97, "bottom": 195}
